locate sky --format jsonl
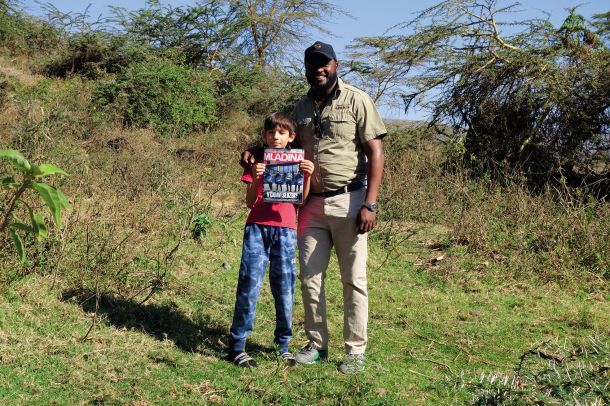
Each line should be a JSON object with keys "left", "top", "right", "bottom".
{"left": 20, "top": 0, "right": 609, "bottom": 120}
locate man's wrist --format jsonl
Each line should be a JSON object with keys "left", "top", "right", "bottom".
{"left": 361, "top": 201, "right": 378, "bottom": 212}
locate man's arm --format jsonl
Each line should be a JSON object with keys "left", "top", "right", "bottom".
{"left": 358, "top": 137, "right": 384, "bottom": 234}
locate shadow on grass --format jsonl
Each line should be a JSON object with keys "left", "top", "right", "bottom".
{"left": 61, "top": 288, "right": 267, "bottom": 358}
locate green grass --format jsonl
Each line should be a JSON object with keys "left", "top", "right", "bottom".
{"left": 1, "top": 218, "right": 607, "bottom": 405}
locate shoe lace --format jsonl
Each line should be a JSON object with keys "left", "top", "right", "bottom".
{"left": 301, "top": 342, "right": 316, "bottom": 354}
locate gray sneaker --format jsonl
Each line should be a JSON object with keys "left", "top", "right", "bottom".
{"left": 295, "top": 342, "right": 328, "bottom": 364}
{"left": 338, "top": 354, "right": 365, "bottom": 374}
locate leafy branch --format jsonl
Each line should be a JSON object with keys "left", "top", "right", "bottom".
{"left": 349, "top": 0, "right": 610, "bottom": 185}
{"left": 1, "top": 149, "right": 70, "bottom": 262}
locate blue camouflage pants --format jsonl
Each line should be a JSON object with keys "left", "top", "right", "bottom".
{"left": 229, "top": 223, "right": 297, "bottom": 353}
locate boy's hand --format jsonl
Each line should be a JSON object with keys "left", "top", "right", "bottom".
{"left": 252, "top": 163, "right": 266, "bottom": 179}
{"left": 301, "top": 160, "right": 314, "bottom": 176}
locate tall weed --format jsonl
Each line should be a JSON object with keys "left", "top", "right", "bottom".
{"left": 449, "top": 177, "right": 610, "bottom": 283}
{"left": 381, "top": 124, "right": 453, "bottom": 224}
{"left": 0, "top": 71, "right": 8, "bottom": 107}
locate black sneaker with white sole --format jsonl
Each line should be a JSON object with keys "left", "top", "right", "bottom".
{"left": 230, "top": 351, "right": 258, "bottom": 368}
{"left": 281, "top": 352, "right": 297, "bottom": 367}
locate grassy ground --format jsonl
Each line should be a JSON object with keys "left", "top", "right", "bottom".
{"left": 0, "top": 51, "right": 608, "bottom": 405}
{"left": 1, "top": 213, "right": 608, "bottom": 405}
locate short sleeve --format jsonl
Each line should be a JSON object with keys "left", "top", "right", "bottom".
{"left": 241, "top": 167, "right": 253, "bottom": 183}
{"left": 354, "top": 92, "right": 387, "bottom": 143}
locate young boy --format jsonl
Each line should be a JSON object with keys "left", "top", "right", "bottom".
{"left": 228, "top": 112, "right": 314, "bottom": 368}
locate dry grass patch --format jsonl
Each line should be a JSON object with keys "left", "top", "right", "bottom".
{"left": 0, "top": 55, "right": 43, "bottom": 87}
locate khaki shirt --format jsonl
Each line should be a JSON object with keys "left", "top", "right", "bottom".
{"left": 293, "top": 78, "right": 387, "bottom": 193}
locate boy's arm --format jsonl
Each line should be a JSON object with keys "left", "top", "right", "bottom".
{"left": 300, "top": 160, "right": 314, "bottom": 203}
{"left": 245, "top": 163, "right": 265, "bottom": 208}
{"left": 245, "top": 180, "right": 259, "bottom": 208}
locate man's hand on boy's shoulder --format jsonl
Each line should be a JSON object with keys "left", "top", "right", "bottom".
{"left": 240, "top": 150, "right": 255, "bottom": 169}
{"left": 240, "top": 146, "right": 264, "bottom": 169}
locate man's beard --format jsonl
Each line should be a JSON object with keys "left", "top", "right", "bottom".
{"left": 307, "top": 71, "right": 338, "bottom": 95}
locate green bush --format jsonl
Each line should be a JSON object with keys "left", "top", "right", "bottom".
{"left": 0, "top": 149, "right": 70, "bottom": 263}
{"left": 94, "top": 58, "right": 216, "bottom": 137}
{"left": 0, "top": 1, "right": 61, "bottom": 55}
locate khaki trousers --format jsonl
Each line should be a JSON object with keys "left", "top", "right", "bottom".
{"left": 297, "top": 188, "right": 368, "bottom": 355}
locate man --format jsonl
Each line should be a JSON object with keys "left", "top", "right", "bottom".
{"left": 292, "top": 41, "right": 386, "bottom": 374}
{"left": 241, "top": 41, "right": 386, "bottom": 374}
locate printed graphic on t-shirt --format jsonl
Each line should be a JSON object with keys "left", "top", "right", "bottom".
{"left": 262, "top": 148, "right": 304, "bottom": 203}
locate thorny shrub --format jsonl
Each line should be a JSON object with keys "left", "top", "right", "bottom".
{"left": 43, "top": 32, "right": 135, "bottom": 80}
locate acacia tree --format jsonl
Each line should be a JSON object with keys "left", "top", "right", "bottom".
{"left": 592, "top": 11, "right": 610, "bottom": 41}
{"left": 112, "top": 0, "right": 347, "bottom": 69}
{"left": 352, "top": 0, "right": 610, "bottom": 186}
{"left": 344, "top": 35, "right": 430, "bottom": 110}
{"left": 233, "top": 0, "right": 348, "bottom": 67}
{"left": 345, "top": 36, "right": 412, "bottom": 105}
{"left": 110, "top": 0, "right": 246, "bottom": 69}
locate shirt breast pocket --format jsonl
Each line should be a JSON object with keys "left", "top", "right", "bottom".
{"left": 327, "top": 110, "right": 356, "bottom": 140}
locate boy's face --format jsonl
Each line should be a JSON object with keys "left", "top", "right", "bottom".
{"left": 262, "top": 126, "right": 295, "bottom": 149}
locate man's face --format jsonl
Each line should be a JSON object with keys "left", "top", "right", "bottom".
{"left": 305, "top": 53, "right": 339, "bottom": 93}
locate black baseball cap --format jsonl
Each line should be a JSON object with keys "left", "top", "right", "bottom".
{"left": 304, "top": 41, "right": 336, "bottom": 61}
